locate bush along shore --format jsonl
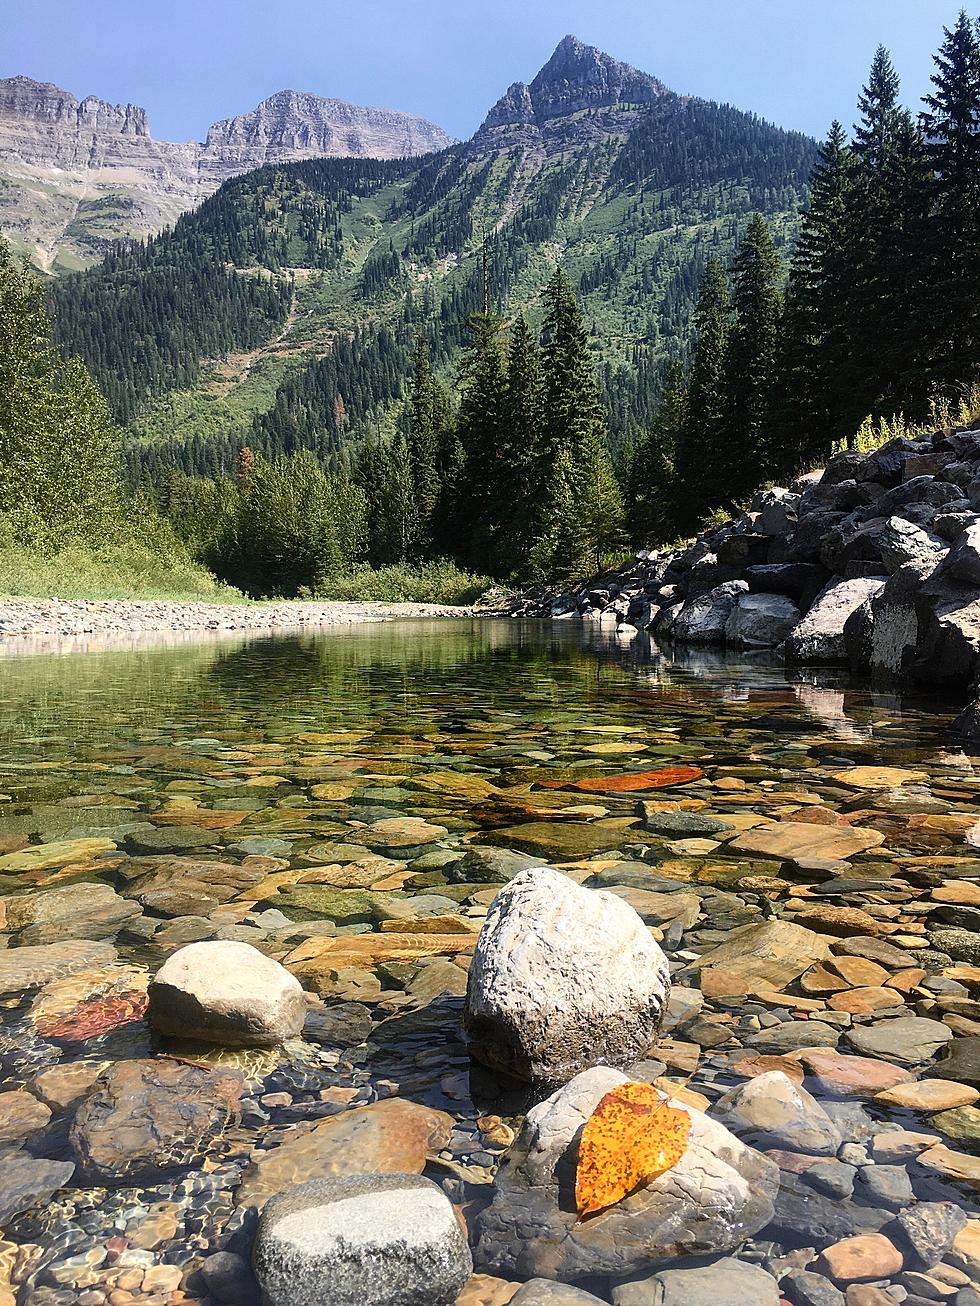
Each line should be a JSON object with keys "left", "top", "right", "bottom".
{"left": 518, "top": 425, "right": 980, "bottom": 732}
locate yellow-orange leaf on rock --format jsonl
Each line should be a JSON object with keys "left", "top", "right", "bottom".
{"left": 575, "top": 1081, "right": 692, "bottom": 1217}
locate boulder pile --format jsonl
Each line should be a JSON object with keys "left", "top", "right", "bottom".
{"left": 516, "top": 427, "right": 980, "bottom": 727}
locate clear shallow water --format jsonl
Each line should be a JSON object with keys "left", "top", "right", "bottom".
{"left": 0, "top": 619, "right": 978, "bottom": 1303}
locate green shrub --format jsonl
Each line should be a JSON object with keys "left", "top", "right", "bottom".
{"left": 313, "top": 561, "right": 491, "bottom": 605}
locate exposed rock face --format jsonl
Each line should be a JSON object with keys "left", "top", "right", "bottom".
{"left": 0, "top": 75, "right": 451, "bottom": 271}
{"left": 474, "top": 1066, "right": 780, "bottom": 1280}
{"left": 520, "top": 426, "right": 980, "bottom": 727}
{"left": 464, "top": 866, "right": 671, "bottom": 1083}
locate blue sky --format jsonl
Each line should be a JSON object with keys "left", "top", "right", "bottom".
{"left": 3, "top": 0, "right": 972, "bottom": 143}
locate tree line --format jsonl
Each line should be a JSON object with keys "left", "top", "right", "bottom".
{"left": 627, "top": 11, "right": 980, "bottom": 540}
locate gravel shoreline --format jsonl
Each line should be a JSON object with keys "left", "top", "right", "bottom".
{"left": 0, "top": 596, "right": 478, "bottom": 645}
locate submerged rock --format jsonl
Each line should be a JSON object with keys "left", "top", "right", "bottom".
{"left": 147, "top": 939, "right": 309, "bottom": 1046}
{"left": 252, "top": 1173, "right": 472, "bottom": 1306}
{"left": 69, "top": 1058, "right": 244, "bottom": 1183}
{"left": 475, "top": 1066, "right": 779, "bottom": 1280}
{"left": 464, "top": 866, "right": 670, "bottom": 1083}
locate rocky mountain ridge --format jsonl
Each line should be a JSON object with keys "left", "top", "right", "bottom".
{"left": 519, "top": 427, "right": 980, "bottom": 736}
{"left": 0, "top": 75, "right": 452, "bottom": 271}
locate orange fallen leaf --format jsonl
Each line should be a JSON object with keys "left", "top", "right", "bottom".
{"left": 575, "top": 1081, "right": 691, "bottom": 1217}
{"left": 566, "top": 766, "right": 703, "bottom": 794}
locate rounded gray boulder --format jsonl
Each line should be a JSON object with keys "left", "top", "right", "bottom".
{"left": 252, "top": 1173, "right": 472, "bottom": 1306}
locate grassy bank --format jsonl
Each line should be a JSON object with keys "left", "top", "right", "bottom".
{"left": 0, "top": 541, "right": 244, "bottom": 602}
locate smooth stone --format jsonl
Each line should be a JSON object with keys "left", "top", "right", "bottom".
{"left": 252, "top": 1173, "right": 472, "bottom": 1306}
{"left": 793, "top": 906, "right": 884, "bottom": 938}
{"left": 486, "top": 822, "right": 635, "bottom": 859}
{"left": 69, "top": 1058, "right": 244, "bottom": 1183}
{"left": 935, "top": 1039, "right": 980, "bottom": 1086}
{"left": 876, "top": 1080, "right": 980, "bottom": 1111}
{"left": 235, "top": 1097, "right": 454, "bottom": 1210}
{"left": 361, "top": 818, "right": 449, "bottom": 851}
{"left": 714, "top": 1071, "right": 843, "bottom": 1156}
{"left": 931, "top": 1105, "right": 980, "bottom": 1151}
{"left": 200, "top": 1251, "right": 260, "bottom": 1305}
{"left": 464, "top": 866, "right": 670, "bottom": 1084}
{"left": 148, "top": 940, "right": 308, "bottom": 1047}
{"left": 846, "top": 1017, "right": 954, "bottom": 1064}
{"left": 613, "top": 1259, "right": 780, "bottom": 1306}
{"left": 0, "top": 1089, "right": 51, "bottom": 1143}
{"left": 446, "top": 846, "right": 543, "bottom": 884}
{"left": 642, "top": 810, "right": 735, "bottom": 837}
{"left": 830, "top": 766, "right": 929, "bottom": 790}
{"left": 916, "top": 1143, "right": 980, "bottom": 1190}
{"left": 1, "top": 882, "right": 140, "bottom": 944}
{"left": 691, "top": 920, "right": 832, "bottom": 990}
{"left": 474, "top": 1066, "right": 780, "bottom": 1281}
{"left": 727, "top": 822, "right": 884, "bottom": 863}
{"left": 746, "top": 1021, "right": 843, "bottom": 1053}
{"left": 304, "top": 1001, "right": 373, "bottom": 1047}
{"left": 0, "top": 939, "right": 117, "bottom": 994}
{"left": 0, "top": 837, "right": 116, "bottom": 873}
{"left": 797, "top": 1049, "right": 913, "bottom": 1099}
{"left": 0, "top": 1151, "right": 75, "bottom": 1224}
{"left": 124, "top": 825, "right": 215, "bottom": 852}
{"left": 781, "top": 1269, "right": 846, "bottom": 1306}
{"left": 816, "top": 1234, "right": 905, "bottom": 1283}
{"left": 855, "top": 1163, "right": 913, "bottom": 1211}
{"left": 504, "top": 1281, "right": 604, "bottom": 1304}
{"left": 803, "top": 1161, "right": 857, "bottom": 1200}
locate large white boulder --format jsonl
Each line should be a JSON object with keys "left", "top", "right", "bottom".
{"left": 464, "top": 866, "right": 670, "bottom": 1083}
{"left": 785, "top": 577, "right": 886, "bottom": 663}
{"left": 148, "top": 940, "right": 308, "bottom": 1047}
{"left": 475, "top": 1066, "right": 780, "bottom": 1280}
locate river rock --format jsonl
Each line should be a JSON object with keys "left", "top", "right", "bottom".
{"left": 512, "top": 1283, "right": 606, "bottom": 1304}
{"left": 252, "top": 1173, "right": 472, "bottom": 1306}
{"left": 69, "top": 1058, "right": 244, "bottom": 1183}
{"left": 714, "top": 1070, "right": 843, "bottom": 1155}
{"left": 727, "top": 822, "right": 884, "bottom": 862}
{"left": 464, "top": 866, "right": 670, "bottom": 1083}
{"left": 815, "top": 1233, "right": 905, "bottom": 1283}
{"left": 935, "top": 1037, "right": 980, "bottom": 1086}
{"left": 673, "top": 581, "right": 749, "bottom": 644}
{"left": 613, "top": 1259, "right": 781, "bottom": 1306}
{"left": 148, "top": 940, "right": 308, "bottom": 1046}
{"left": 0, "top": 1151, "right": 75, "bottom": 1224}
{"left": 846, "top": 1016, "right": 954, "bottom": 1064}
{"left": 0, "top": 939, "right": 117, "bottom": 994}
{"left": 786, "top": 578, "right": 886, "bottom": 664}
{"left": 236, "top": 1097, "right": 454, "bottom": 1209}
{"left": 474, "top": 1066, "right": 779, "bottom": 1280}
{"left": 2, "top": 882, "right": 140, "bottom": 944}
{"left": 894, "top": 1201, "right": 969, "bottom": 1269}
{"left": 725, "top": 593, "right": 801, "bottom": 648}
{"left": 690, "top": 919, "right": 832, "bottom": 990}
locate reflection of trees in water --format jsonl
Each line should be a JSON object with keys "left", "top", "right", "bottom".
{"left": 0, "top": 619, "right": 958, "bottom": 762}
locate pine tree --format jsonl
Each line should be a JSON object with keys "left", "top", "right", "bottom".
{"left": 497, "top": 313, "right": 546, "bottom": 577}
{"left": 727, "top": 215, "right": 783, "bottom": 495}
{"left": 780, "top": 122, "right": 859, "bottom": 457}
{"left": 406, "top": 332, "right": 441, "bottom": 551}
{"left": 451, "top": 311, "right": 505, "bottom": 566}
{"left": 627, "top": 358, "right": 688, "bottom": 543}
{"left": 538, "top": 269, "right": 624, "bottom": 573}
{"left": 674, "top": 257, "right": 732, "bottom": 529}
{"left": 921, "top": 10, "right": 980, "bottom": 390}
{"left": 0, "top": 236, "right": 120, "bottom": 548}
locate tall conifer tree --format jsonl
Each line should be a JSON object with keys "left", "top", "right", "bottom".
{"left": 497, "top": 313, "right": 546, "bottom": 576}
{"left": 675, "top": 257, "right": 732, "bottom": 529}
{"left": 921, "top": 10, "right": 980, "bottom": 390}
{"left": 727, "top": 216, "right": 783, "bottom": 496}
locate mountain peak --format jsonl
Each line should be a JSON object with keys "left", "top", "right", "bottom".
{"left": 480, "top": 36, "right": 669, "bottom": 132}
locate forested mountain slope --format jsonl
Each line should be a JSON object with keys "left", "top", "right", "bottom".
{"left": 49, "top": 36, "right": 817, "bottom": 477}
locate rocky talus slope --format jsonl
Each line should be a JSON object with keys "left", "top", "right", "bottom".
{"left": 520, "top": 426, "right": 980, "bottom": 731}
{"left": 0, "top": 76, "right": 451, "bottom": 271}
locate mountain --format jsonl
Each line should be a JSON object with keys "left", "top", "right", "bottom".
{"left": 0, "top": 75, "right": 453, "bottom": 272}
{"left": 46, "top": 38, "right": 817, "bottom": 470}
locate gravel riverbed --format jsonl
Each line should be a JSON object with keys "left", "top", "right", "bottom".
{"left": 0, "top": 598, "right": 476, "bottom": 645}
